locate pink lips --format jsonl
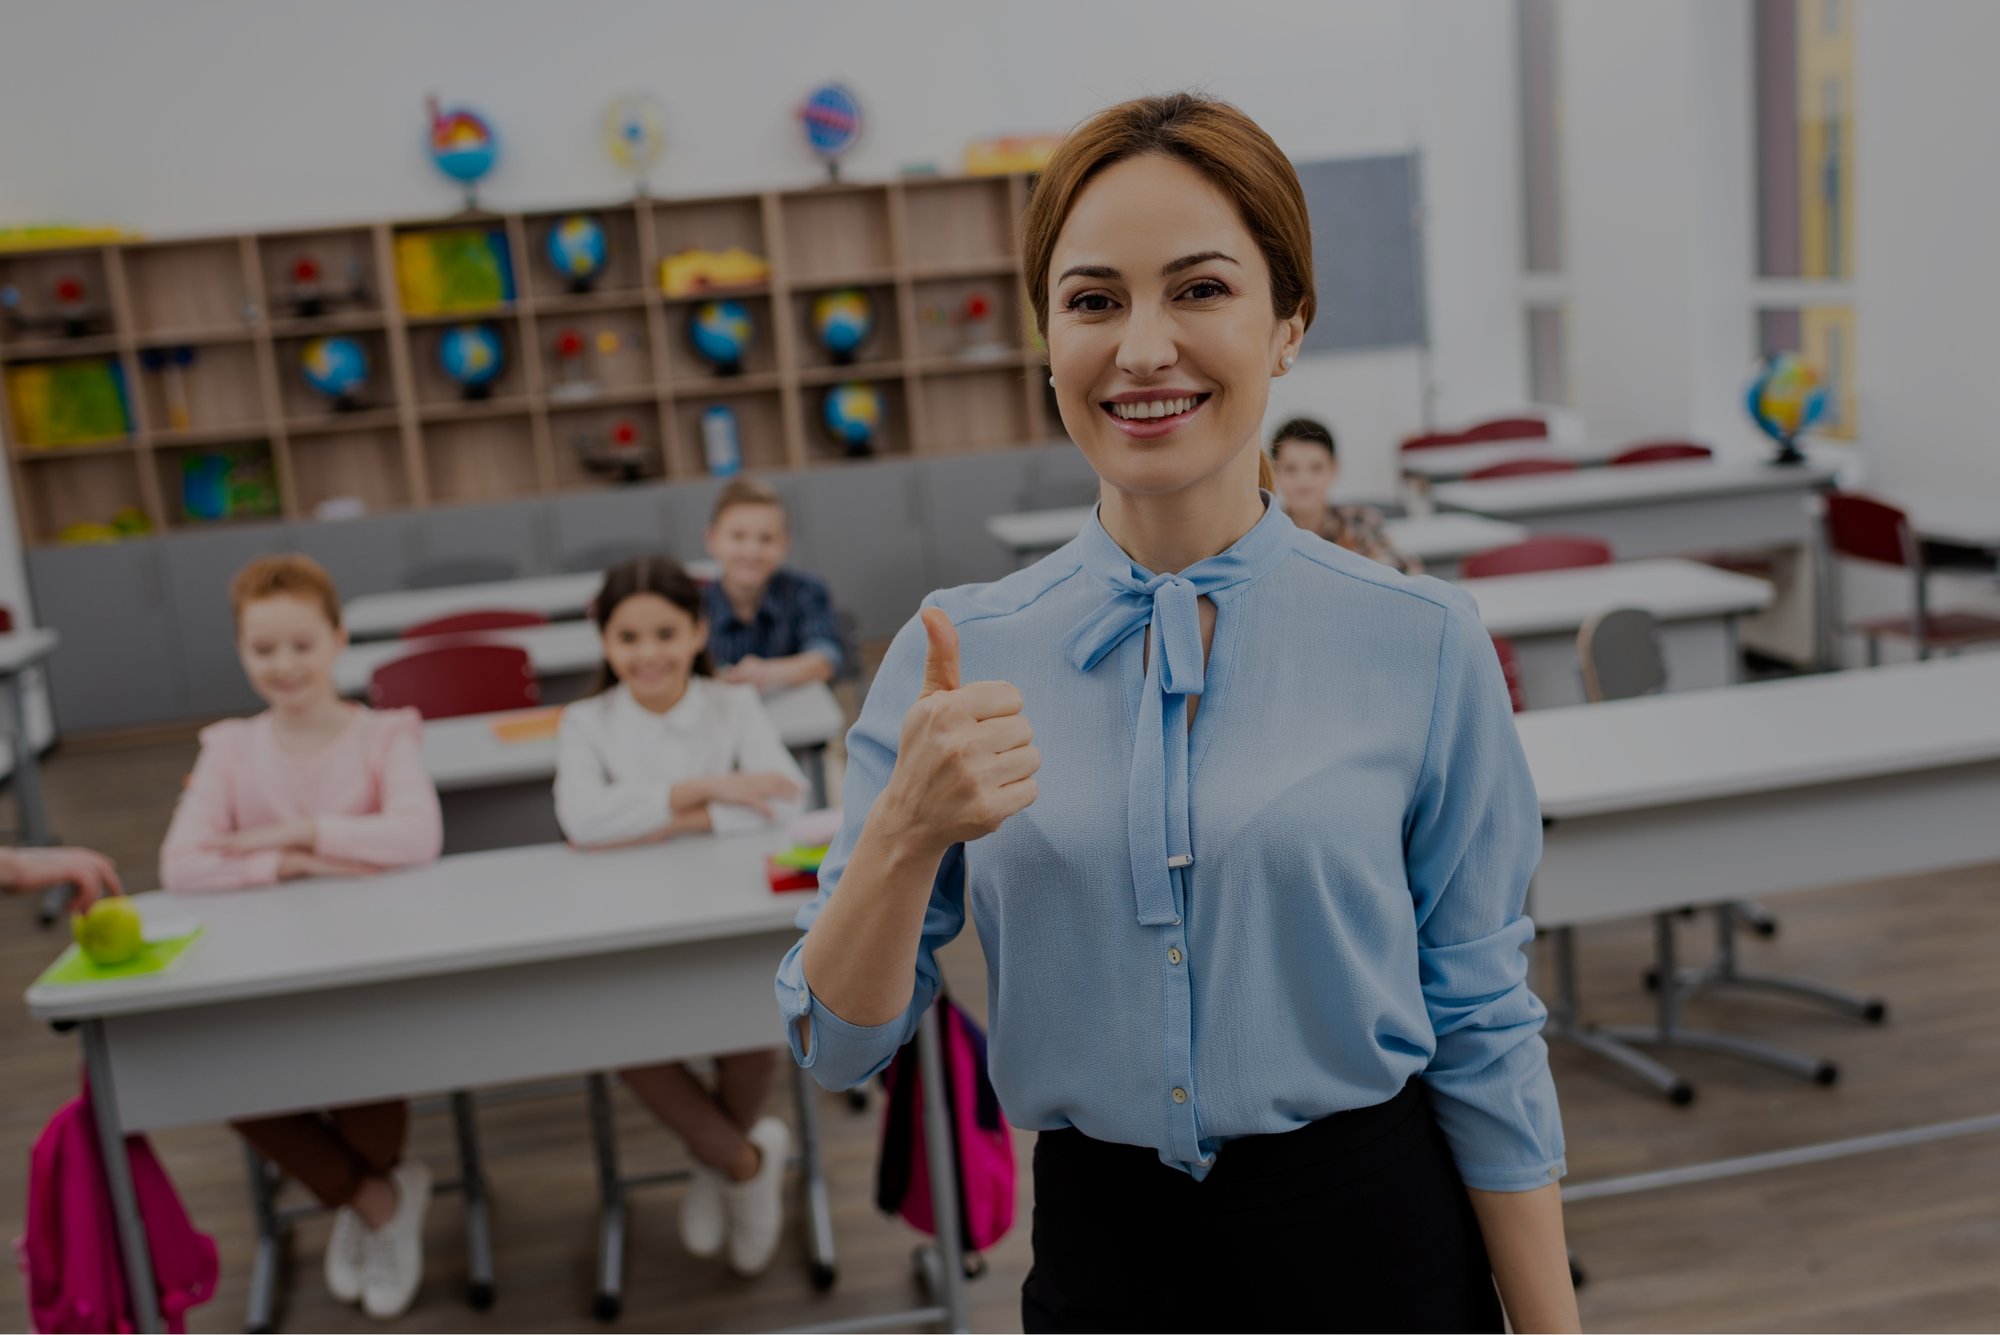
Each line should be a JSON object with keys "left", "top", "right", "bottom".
{"left": 1101, "top": 393, "right": 1210, "bottom": 440}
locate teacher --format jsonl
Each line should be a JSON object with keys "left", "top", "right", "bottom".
{"left": 778, "top": 92, "right": 1577, "bottom": 1333}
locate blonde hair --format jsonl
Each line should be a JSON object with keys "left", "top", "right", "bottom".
{"left": 709, "top": 475, "right": 787, "bottom": 529}
{"left": 230, "top": 554, "right": 342, "bottom": 631}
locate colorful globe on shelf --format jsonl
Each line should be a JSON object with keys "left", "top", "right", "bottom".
{"left": 439, "top": 323, "right": 506, "bottom": 397}
{"left": 1744, "top": 352, "right": 1827, "bottom": 465}
{"left": 602, "top": 94, "right": 666, "bottom": 182}
{"left": 811, "top": 288, "right": 874, "bottom": 363}
{"left": 547, "top": 214, "right": 609, "bottom": 289}
{"left": 689, "top": 299, "right": 754, "bottom": 375}
{"left": 823, "top": 381, "right": 881, "bottom": 456}
{"left": 798, "top": 82, "right": 862, "bottom": 172}
{"left": 300, "top": 336, "right": 369, "bottom": 405}
{"left": 427, "top": 100, "right": 499, "bottom": 186}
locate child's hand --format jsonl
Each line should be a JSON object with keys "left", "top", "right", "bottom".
{"left": 276, "top": 849, "right": 377, "bottom": 880}
{"left": 0, "top": 846, "right": 122, "bottom": 911}
{"left": 709, "top": 771, "right": 803, "bottom": 818}
{"left": 208, "top": 820, "right": 317, "bottom": 856}
{"left": 721, "top": 656, "right": 781, "bottom": 690}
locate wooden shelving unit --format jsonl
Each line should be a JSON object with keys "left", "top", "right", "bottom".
{"left": 0, "top": 172, "right": 1048, "bottom": 548}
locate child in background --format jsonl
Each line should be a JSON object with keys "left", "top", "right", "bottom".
{"left": 159, "top": 554, "right": 442, "bottom": 1321}
{"left": 701, "top": 477, "right": 849, "bottom": 691}
{"left": 554, "top": 555, "right": 804, "bottom": 1276}
{"left": 1269, "top": 416, "right": 1422, "bottom": 574}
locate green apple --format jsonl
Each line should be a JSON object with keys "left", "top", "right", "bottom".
{"left": 72, "top": 897, "right": 144, "bottom": 967}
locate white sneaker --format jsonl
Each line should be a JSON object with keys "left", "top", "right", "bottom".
{"left": 324, "top": 1206, "right": 366, "bottom": 1304}
{"left": 724, "top": 1117, "right": 790, "bottom": 1278}
{"left": 679, "top": 1160, "right": 726, "bottom": 1259}
{"left": 360, "top": 1159, "right": 431, "bottom": 1321}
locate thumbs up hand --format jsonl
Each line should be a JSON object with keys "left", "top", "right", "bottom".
{"left": 880, "top": 607, "right": 1041, "bottom": 851}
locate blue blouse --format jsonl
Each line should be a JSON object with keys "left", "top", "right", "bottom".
{"left": 775, "top": 496, "right": 1566, "bottom": 1190}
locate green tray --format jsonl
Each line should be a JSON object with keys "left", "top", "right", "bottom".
{"left": 37, "top": 927, "right": 204, "bottom": 987}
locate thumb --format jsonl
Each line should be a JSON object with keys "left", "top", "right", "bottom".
{"left": 919, "top": 606, "right": 961, "bottom": 696}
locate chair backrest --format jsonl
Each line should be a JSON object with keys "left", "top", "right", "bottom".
{"left": 1460, "top": 416, "right": 1549, "bottom": 442}
{"left": 560, "top": 542, "right": 669, "bottom": 575}
{"left": 1400, "top": 430, "right": 1470, "bottom": 452}
{"left": 401, "top": 556, "right": 519, "bottom": 590}
{"left": 1578, "top": 607, "right": 1667, "bottom": 702}
{"left": 401, "top": 609, "right": 549, "bottom": 639}
{"left": 1460, "top": 535, "right": 1616, "bottom": 579}
{"left": 1490, "top": 636, "right": 1528, "bottom": 713}
{"left": 1610, "top": 440, "right": 1714, "bottom": 466}
{"left": 1464, "top": 457, "right": 1579, "bottom": 481}
{"left": 1822, "top": 491, "right": 1916, "bottom": 569}
{"left": 368, "top": 643, "right": 541, "bottom": 720}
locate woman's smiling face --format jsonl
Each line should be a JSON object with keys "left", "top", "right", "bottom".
{"left": 1046, "top": 152, "right": 1303, "bottom": 498}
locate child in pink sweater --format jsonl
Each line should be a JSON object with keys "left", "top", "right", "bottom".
{"left": 158, "top": 554, "right": 442, "bottom": 1321}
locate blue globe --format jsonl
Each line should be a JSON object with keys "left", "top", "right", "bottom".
{"left": 547, "top": 214, "right": 608, "bottom": 287}
{"left": 300, "top": 336, "right": 369, "bottom": 403}
{"left": 439, "top": 324, "right": 506, "bottom": 392}
{"left": 823, "top": 381, "right": 881, "bottom": 455}
{"left": 689, "top": 300, "right": 754, "bottom": 374}
{"left": 811, "top": 289, "right": 874, "bottom": 362}
{"left": 799, "top": 83, "right": 862, "bottom": 159}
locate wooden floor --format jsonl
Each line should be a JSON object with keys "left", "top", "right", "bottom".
{"left": 3, "top": 714, "right": 1998, "bottom": 1332}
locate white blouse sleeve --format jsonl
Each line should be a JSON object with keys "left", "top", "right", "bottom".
{"left": 553, "top": 701, "right": 672, "bottom": 847}
{"left": 707, "top": 683, "right": 813, "bottom": 836}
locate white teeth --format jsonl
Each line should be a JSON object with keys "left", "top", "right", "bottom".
{"left": 1111, "top": 396, "right": 1198, "bottom": 420}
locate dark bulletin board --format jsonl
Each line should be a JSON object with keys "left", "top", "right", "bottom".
{"left": 1294, "top": 152, "right": 1429, "bottom": 355}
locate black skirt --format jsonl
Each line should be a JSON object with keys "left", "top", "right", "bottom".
{"left": 1021, "top": 1078, "right": 1504, "bottom": 1334}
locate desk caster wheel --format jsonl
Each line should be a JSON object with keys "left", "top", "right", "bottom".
{"left": 1863, "top": 1000, "right": 1888, "bottom": 1023}
{"left": 810, "top": 1260, "right": 837, "bottom": 1291}
{"left": 913, "top": 1244, "right": 943, "bottom": 1298}
{"left": 1813, "top": 1061, "right": 1839, "bottom": 1086}
{"left": 1668, "top": 1081, "right": 1696, "bottom": 1107}
{"left": 594, "top": 1291, "right": 622, "bottom": 1321}
{"left": 468, "top": 1281, "right": 495, "bottom": 1310}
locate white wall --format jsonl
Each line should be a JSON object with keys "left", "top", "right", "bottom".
{"left": 0, "top": 0, "right": 1527, "bottom": 532}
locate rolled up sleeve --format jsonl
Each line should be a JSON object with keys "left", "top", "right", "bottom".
{"left": 1405, "top": 593, "right": 1566, "bottom": 1192}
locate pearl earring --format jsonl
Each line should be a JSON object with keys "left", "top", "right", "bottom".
{"left": 1281, "top": 352, "right": 1296, "bottom": 371}
{"left": 1048, "top": 374, "right": 1056, "bottom": 388}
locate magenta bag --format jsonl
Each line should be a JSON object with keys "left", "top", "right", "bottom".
{"left": 18, "top": 1083, "right": 218, "bottom": 1334}
{"left": 874, "top": 995, "right": 1017, "bottom": 1253}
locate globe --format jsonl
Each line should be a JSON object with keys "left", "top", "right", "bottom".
{"left": 439, "top": 323, "right": 506, "bottom": 397}
{"left": 689, "top": 300, "right": 754, "bottom": 374}
{"left": 429, "top": 106, "right": 498, "bottom": 185}
{"left": 1745, "top": 352, "right": 1827, "bottom": 465}
{"left": 602, "top": 94, "right": 666, "bottom": 178}
{"left": 823, "top": 381, "right": 881, "bottom": 455}
{"left": 799, "top": 83, "right": 862, "bottom": 162}
{"left": 300, "top": 336, "right": 369, "bottom": 405}
{"left": 547, "top": 214, "right": 608, "bottom": 289}
{"left": 811, "top": 289, "right": 874, "bottom": 363}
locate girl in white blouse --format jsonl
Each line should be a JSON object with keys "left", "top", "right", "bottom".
{"left": 555, "top": 556, "right": 808, "bottom": 1277}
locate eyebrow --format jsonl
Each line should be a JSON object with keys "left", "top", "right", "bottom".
{"left": 1057, "top": 251, "right": 1241, "bottom": 284}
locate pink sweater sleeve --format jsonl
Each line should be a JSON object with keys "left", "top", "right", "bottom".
{"left": 158, "top": 727, "right": 285, "bottom": 893}
{"left": 313, "top": 711, "right": 444, "bottom": 869}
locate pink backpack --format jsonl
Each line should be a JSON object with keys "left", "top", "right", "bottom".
{"left": 17, "top": 1083, "right": 218, "bottom": 1334}
{"left": 874, "top": 996, "right": 1017, "bottom": 1254}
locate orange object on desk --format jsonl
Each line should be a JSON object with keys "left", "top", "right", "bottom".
{"left": 488, "top": 706, "right": 564, "bottom": 744}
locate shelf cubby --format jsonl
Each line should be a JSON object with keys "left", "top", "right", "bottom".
{"left": 917, "top": 367, "right": 1033, "bottom": 454}
{"left": 781, "top": 188, "right": 894, "bottom": 284}
{"left": 406, "top": 319, "right": 527, "bottom": 409}
{"left": 134, "top": 338, "right": 266, "bottom": 437}
{"left": 652, "top": 195, "right": 767, "bottom": 266}
{"left": 910, "top": 274, "right": 1022, "bottom": 362}
{"left": 257, "top": 226, "right": 385, "bottom": 326}
{"left": 0, "top": 247, "right": 116, "bottom": 350}
{"left": 537, "top": 304, "right": 655, "bottom": 397}
{"left": 800, "top": 377, "right": 909, "bottom": 464}
{"left": 672, "top": 389, "right": 790, "bottom": 474}
{"left": 900, "top": 177, "right": 1016, "bottom": 271}
{"left": 16, "top": 449, "right": 146, "bottom": 545}
{"left": 272, "top": 327, "right": 397, "bottom": 421}
{"left": 287, "top": 426, "right": 410, "bottom": 518}
{"left": 153, "top": 439, "right": 282, "bottom": 529}
{"left": 422, "top": 414, "right": 539, "bottom": 505}
{"left": 520, "top": 204, "right": 646, "bottom": 302}
{"left": 790, "top": 282, "right": 903, "bottom": 373}
{"left": 547, "top": 401, "right": 665, "bottom": 491}
{"left": 122, "top": 238, "right": 254, "bottom": 337}
{"left": 663, "top": 291, "right": 779, "bottom": 384}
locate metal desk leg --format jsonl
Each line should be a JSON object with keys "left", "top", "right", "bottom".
{"left": 82, "top": 1020, "right": 163, "bottom": 1333}
{"left": 449, "top": 1090, "right": 496, "bottom": 1309}
{"left": 241, "top": 1146, "right": 288, "bottom": 1333}
{"left": 914, "top": 1006, "right": 970, "bottom": 1334}
{"left": 792, "top": 1064, "right": 838, "bottom": 1289}
{"left": 800, "top": 744, "right": 830, "bottom": 811}
{"left": 587, "top": 1073, "right": 626, "bottom": 1321}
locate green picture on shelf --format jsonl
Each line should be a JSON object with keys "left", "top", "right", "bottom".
{"left": 395, "top": 227, "right": 515, "bottom": 315}
{"left": 5, "top": 358, "right": 131, "bottom": 447}
{"left": 181, "top": 447, "right": 279, "bottom": 522}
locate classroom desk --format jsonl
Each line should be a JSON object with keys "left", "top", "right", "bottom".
{"left": 1516, "top": 654, "right": 2000, "bottom": 931}
{"left": 983, "top": 506, "right": 1526, "bottom": 575}
{"left": 1431, "top": 459, "right": 1840, "bottom": 559}
{"left": 1463, "top": 558, "right": 1773, "bottom": 708}
{"left": 334, "top": 620, "right": 602, "bottom": 698}
{"left": 1887, "top": 490, "right": 2000, "bottom": 564}
{"left": 424, "top": 684, "right": 849, "bottom": 852}
{"left": 22, "top": 834, "right": 932, "bottom": 1332}
{"left": 1398, "top": 439, "right": 1615, "bottom": 485}
{"left": 343, "top": 561, "right": 718, "bottom": 641}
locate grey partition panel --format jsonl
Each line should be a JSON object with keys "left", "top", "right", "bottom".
{"left": 1295, "top": 153, "right": 1429, "bottom": 355}
{"left": 159, "top": 523, "right": 291, "bottom": 717}
{"left": 549, "top": 485, "right": 676, "bottom": 570}
{"left": 410, "top": 498, "right": 551, "bottom": 581}
{"left": 920, "top": 450, "right": 1039, "bottom": 590}
{"left": 1019, "top": 440, "right": 1096, "bottom": 509}
{"left": 784, "top": 459, "right": 931, "bottom": 642}
{"left": 26, "top": 541, "right": 187, "bottom": 731}
{"left": 286, "top": 513, "right": 421, "bottom": 600}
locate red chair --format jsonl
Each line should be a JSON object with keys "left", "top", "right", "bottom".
{"left": 402, "top": 609, "right": 549, "bottom": 639}
{"left": 1464, "top": 457, "right": 1578, "bottom": 481}
{"left": 369, "top": 643, "right": 541, "bottom": 719}
{"left": 1610, "top": 440, "right": 1714, "bottom": 466}
{"left": 1460, "top": 416, "right": 1548, "bottom": 442}
{"left": 1490, "top": 636, "right": 1528, "bottom": 713}
{"left": 1400, "top": 430, "right": 1470, "bottom": 452}
{"left": 1823, "top": 491, "right": 2000, "bottom": 665}
{"left": 1460, "top": 535, "right": 1615, "bottom": 580}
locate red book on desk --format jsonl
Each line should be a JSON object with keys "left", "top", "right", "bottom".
{"left": 767, "top": 858, "right": 819, "bottom": 893}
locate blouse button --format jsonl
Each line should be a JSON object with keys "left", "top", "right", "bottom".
{"left": 1171, "top": 1086, "right": 1188, "bottom": 1104}
{"left": 1167, "top": 946, "right": 1183, "bottom": 966}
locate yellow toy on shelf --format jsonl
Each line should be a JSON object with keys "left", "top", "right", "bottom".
{"left": 658, "top": 247, "right": 770, "bottom": 298}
